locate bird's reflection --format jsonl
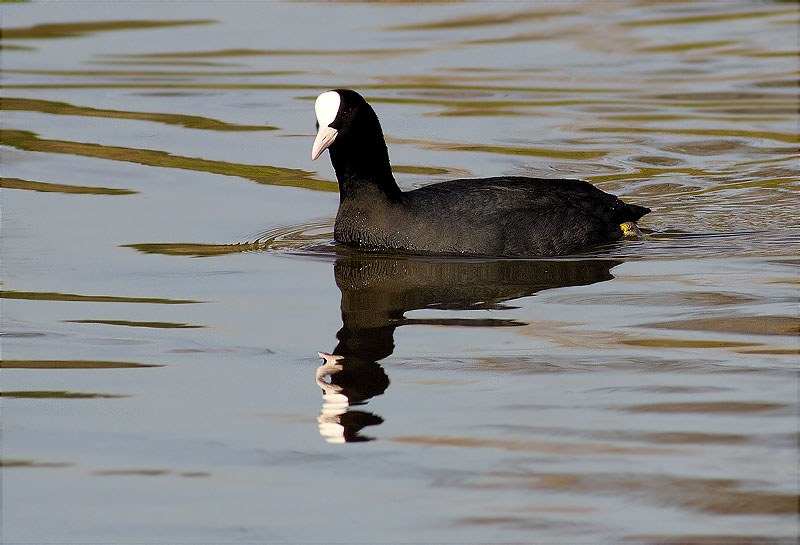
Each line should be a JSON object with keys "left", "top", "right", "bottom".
{"left": 317, "top": 252, "right": 621, "bottom": 443}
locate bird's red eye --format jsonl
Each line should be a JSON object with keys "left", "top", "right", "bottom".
{"left": 344, "top": 107, "right": 354, "bottom": 116}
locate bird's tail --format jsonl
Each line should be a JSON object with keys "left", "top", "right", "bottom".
{"left": 625, "top": 204, "right": 650, "bottom": 222}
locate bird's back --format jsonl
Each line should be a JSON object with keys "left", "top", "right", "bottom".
{"left": 387, "top": 176, "right": 648, "bottom": 256}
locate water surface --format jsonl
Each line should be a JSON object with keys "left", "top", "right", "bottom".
{"left": 1, "top": 2, "right": 797, "bottom": 543}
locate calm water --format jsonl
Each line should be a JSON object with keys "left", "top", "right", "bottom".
{"left": 1, "top": 2, "right": 798, "bottom": 543}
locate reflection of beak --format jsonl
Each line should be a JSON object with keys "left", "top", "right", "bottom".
{"left": 311, "top": 125, "right": 338, "bottom": 160}
{"left": 316, "top": 351, "right": 348, "bottom": 444}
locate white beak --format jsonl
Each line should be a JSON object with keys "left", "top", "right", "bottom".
{"left": 311, "top": 125, "right": 338, "bottom": 161}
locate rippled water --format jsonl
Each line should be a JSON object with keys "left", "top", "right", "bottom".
{"left": 2, "top": 2, "right": 798, "bottom": 543}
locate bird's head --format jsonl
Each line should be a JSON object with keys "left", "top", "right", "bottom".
{"left": 311, "top": 89, "right": 373, "bottom": 161}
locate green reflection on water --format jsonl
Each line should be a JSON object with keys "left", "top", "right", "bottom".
{"left": 386, "top": 8, "right": 578, "bottom": 31}
{"left": 92, "top": 468, "right": 211, "bottom": 478}
{"left": 100, "top": 47, "right": 425, "bottom": 59}
{"left": 1, "top": 290, "right": 201, "bottom": 304}
{"left": 639, "top": 40, "right": 740, "bottom": 53}
{"left": 93, "top": 469, "right": 170, "bottom": 477}
{"left": 627, "top": 401, "right": 788, "bottom": 414}
{"left": 587, "top": 166, "right": 796, "bottom": 191}
{"left": 63, "top": 320, "right": 203, "bottom": 329}
{"left": 1, "top": 19, "right": 215, "bottom": 40}
{"left": 0, "top": 43, "right": 35, "bottom": 51}
{"left": 87, "top": 59, "right": 248, "bottom": 67}
{"left": 436, "top": 142, "right": 606, "bottom": 160}
{"left": 0, "top": 360, "right": 162, "bottom": 369}
{"left": 122, "top": 235, "right": 326, "bottom": 257}
{"left": 0, "top": 130, "right": 336, "bottom": 192}
{"left": 388, "top": 136, "right": 607, "bottom": 160}
{"left": 3, "top": 97, "right": 277, "bottom": 131}
{"left": 0, "top": 459, "right": 71, "bottom": 468}
{"left": 642, "top": 316, "right": 799, "bottom": 337}
{"left": 460, "top": 32, "right": 557, "bottom": 46}
{"left": 739, "top": 50, "right": 798, "bottom": 58}
{"left": 622, "top": 8, "right": 796, "bottom": 27}
{"left": 1, "top": 390, "right": 127, "bottom": 399}
{"left": 1, "top": 176, "right": 136, "bottom": 195}
{"left": 6, "top": 69, "right": 300, "bottom": 78}
{"left": 583, "top": 126, "right": 798, "bottom": 145}
{"left": 619, "top": 338, "right": 760, "bottom": 349}
{"left": 392, "top": 164, "right": 466, "bottom": 176}
{"left": 123, "top": 242, "right": 269, "bottom": 257}
{"left": 125, "top": 218, "right": 334, "bottom": 257}
{"left": 606, "top": 114, "right": 788, "bottom": 123}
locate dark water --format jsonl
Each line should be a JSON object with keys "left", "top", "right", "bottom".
{"left": 1, "top": 2, "right": 798, "bottom": 543}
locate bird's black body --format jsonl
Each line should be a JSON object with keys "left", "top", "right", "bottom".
{"left": 314, "top": 89, "right": 650, "bottom": 257}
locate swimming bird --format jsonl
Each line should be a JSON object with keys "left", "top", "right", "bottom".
{"left": 311, "top": 89, "right": 650, "bottom": 257}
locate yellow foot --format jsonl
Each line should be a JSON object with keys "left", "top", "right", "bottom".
{"left": 620, "top": 221, "right": 642, "bottom": 237}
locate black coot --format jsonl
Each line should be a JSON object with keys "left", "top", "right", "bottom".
{"left": 311, "top": 89, "right": 650, "bottom": 257}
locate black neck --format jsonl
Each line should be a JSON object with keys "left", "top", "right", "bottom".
{"left": 329, "top": 128, "right": 402, "bottom": 203}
